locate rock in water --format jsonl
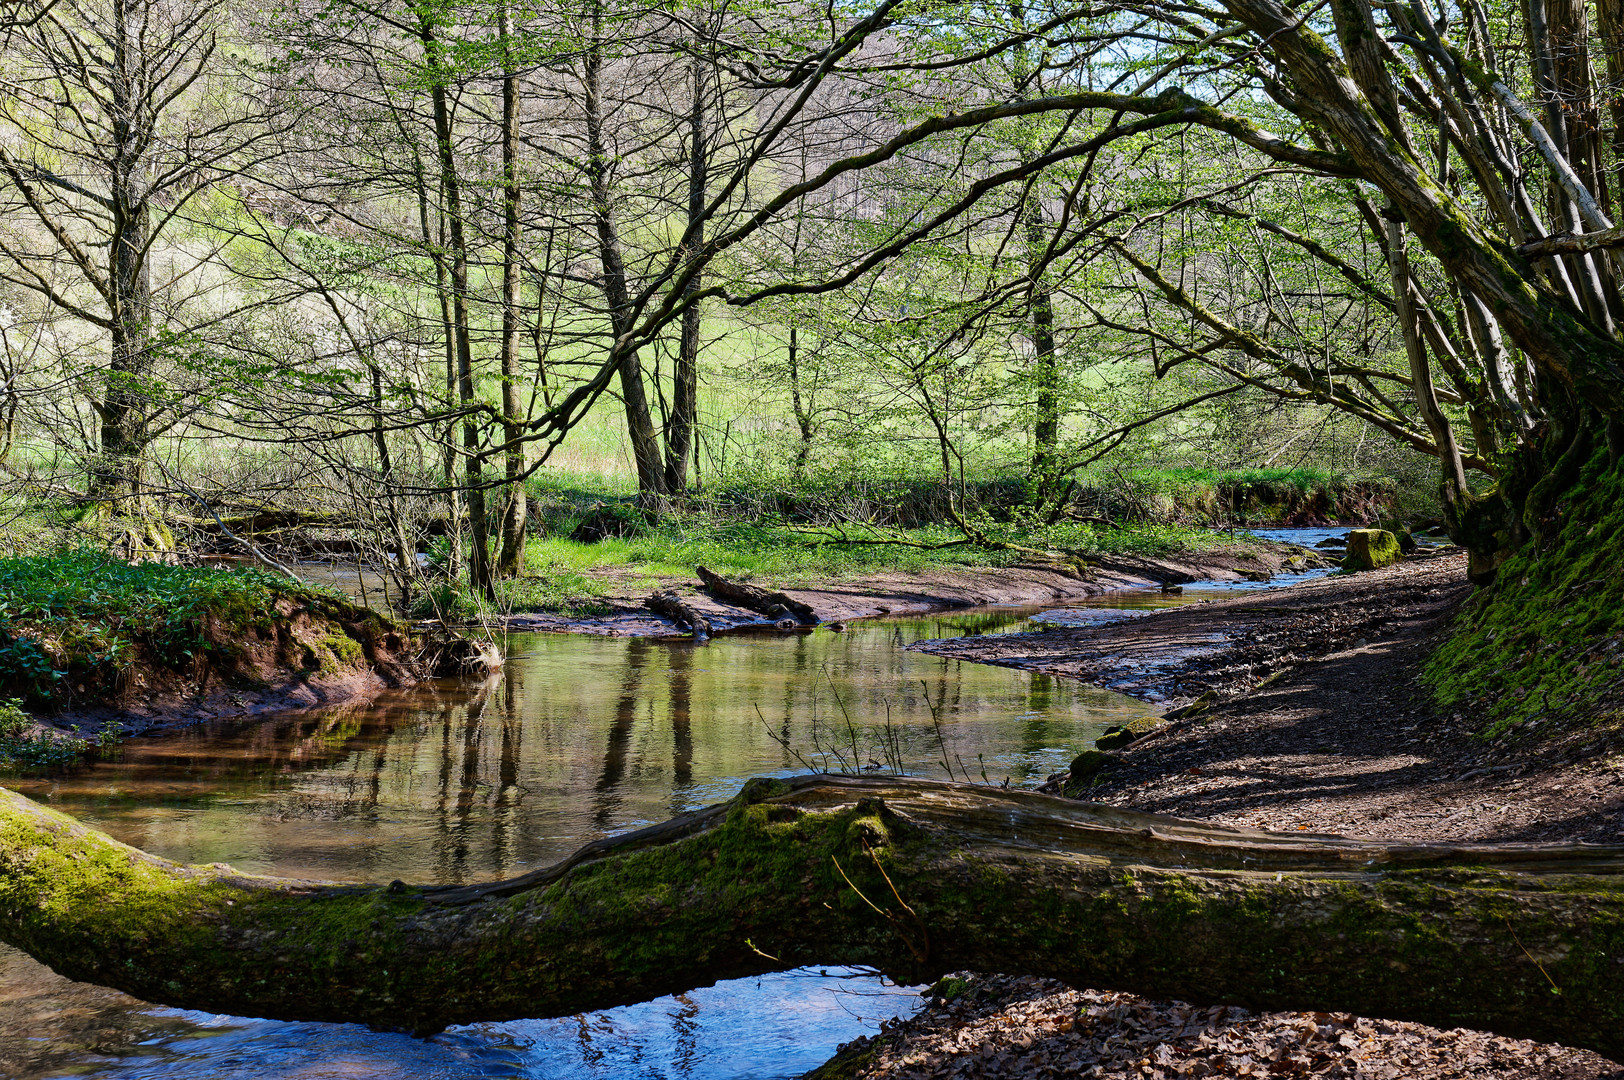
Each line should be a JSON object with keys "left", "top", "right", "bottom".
{"left": 1342, "top": 528, "right": 1402, "bottom": 571}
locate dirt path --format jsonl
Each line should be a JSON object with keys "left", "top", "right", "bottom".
{"left": 1012, "top": 554, "right": 1624, "bottom": 843}
{"left": 821, "top": 553, "right": 1624, "bottom": 1079}
{"left": 507, "top": 546, "right": 1313, "bottom": 636}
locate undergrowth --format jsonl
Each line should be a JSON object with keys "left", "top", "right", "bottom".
{"left": 1426, "top": 448, "right": 1624, "bottom": 747}
{"left": 0, "top": 550, "right": 345, "bottom": 707}
{"left": 0, "top": 698, "right": 121, "bottom": 773}
{"left": 526, "top": 464, "right": 1396, "bottom": 532}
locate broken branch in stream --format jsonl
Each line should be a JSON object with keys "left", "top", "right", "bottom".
{"left": 645, "top": 589, "right": 712, "bottom": 640}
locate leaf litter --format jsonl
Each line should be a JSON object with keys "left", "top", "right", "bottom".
{"left": 824, "top": 972, "right": 1621, "bottom": 1079}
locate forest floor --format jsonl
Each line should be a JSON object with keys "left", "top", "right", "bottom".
{"left": 818, "top": 552, "right": 1624, "bottom": 1079}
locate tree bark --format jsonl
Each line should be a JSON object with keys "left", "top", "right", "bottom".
{"left": 663, "top": 47, "right": 707, "bottom": 496}
{"left": 582, "top": 9, "right": 666, "bottom": 507}
{"left": 495, "top": 4, "right": 526, "bottom": 581}
{"left": 1025, "top": 196, "right": 1061, "bottom": 493}
{"left": 787, "top": 326, "right": 814, "bottom": 471}
{"left": 696, "top": 564, "right": 818, "bottom": 622}
{"left": 92, "top": 0, "right": 157, "bottom": 525}
{"left": 1385, "top": 213, "right": 1470, "bottom": 514}
{"left": 420, "top": 18, "right": 493, "bottom": 597}
{"left": 2, "top": 775, "right": 1622, "bottom": 1053}
{"left": 645, "top": 588, "right": 711, "bottom": 639}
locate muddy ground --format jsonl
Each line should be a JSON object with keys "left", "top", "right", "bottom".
{"left": 826, "top": 552, "right": 1624, "bottom": 1079}
{"left": 507, "top": 546, "right": 1311, "bottom": 636}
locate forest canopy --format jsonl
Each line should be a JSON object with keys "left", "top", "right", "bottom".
{"left": 0, "top": 0, "right": 1620, "bottom": 596}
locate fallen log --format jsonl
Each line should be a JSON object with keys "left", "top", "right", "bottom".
{"left": 696, "top": 565, "right": 818, "bottom": 623}
{"left": 1, "top": 776, "right": 1622, "bottom": 1054}
{"left": 646, "top": 589, "right": 711, "bottom": 640}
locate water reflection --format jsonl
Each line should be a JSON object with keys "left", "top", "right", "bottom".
{"left": 15, "top": 611, "right": 1149, "bottom": 882}
{"left": 4, "top": 605, "right": 1159, "bottom": 1080}
{"left": 0, "top": 946, "right": 913, "bottom": 1080}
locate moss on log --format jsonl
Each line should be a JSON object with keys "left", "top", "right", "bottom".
{"left": 1, "top": 775, "right": 1622, "bottom": 1052}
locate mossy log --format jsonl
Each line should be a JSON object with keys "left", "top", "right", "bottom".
{"left": 2, "top": 776, "right": 1622, "bottom": 1053}
{"left": 696, "top": 565, "right": 818, "bottom": 623}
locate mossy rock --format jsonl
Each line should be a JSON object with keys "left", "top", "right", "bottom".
{"left": 1342, "top": 529, "right": 1402, "bottom": 571}
{"left": 1094, "top": 714, "right": 1168, "bottom": 750}
{"left": 1061, "top": 749, "right": 1121, "bottom": 797}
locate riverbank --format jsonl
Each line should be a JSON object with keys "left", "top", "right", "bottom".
{"left": 0, "top": 552, "right": 430, "bottom": 742}
{"left": 1030, "top": 552, "right": 1622, "bottom": 841}
{"left": 503, "top": 541, "right": 1322, "bottom": 636}
{"left": 815, "top": 552, "right": 1624, "bottom": 1079}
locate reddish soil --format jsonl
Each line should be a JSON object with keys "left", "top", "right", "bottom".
{"left": 46, "top": 599, "right": 427, "bottom": 739}
{"left": 826, "top": 551, "right": 1624, "bottom": 1079}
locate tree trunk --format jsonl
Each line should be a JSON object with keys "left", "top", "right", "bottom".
{"left": 93, "top": 0, "right": 157, "bottom": 527}
{"left": 645, "top": 588, "right": 711, "bottom": 639}
{"left": 407, "top": 134, "right": 464, "bottom": 584}
{"left": 3, "top": 775, "right": 1622, "bottom": 1053}
{"left": 495, "top": 5, "right": 526, "bottom": 581}
{"left": 1025, "top": 196, "right": 1060, "bottom": 496}
{"left": 582, "top": 11, "right": 666, "bottom": 507}
{"left": 663, "top": 49, "right": 707, "bottom": 496}
{"left": 788, "top": 326, "right": 814, "bottom": 471}
{"left": 420, "top": 18, "right": 493, "bottom": 596}
{"left": 1385, "top": 213, "right": 1470, "bottom": 516}
{"left": 696, "top": 564, "right": 818, "bottom": 622}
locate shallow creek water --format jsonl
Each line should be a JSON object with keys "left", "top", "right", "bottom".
{"left": 1, "top": 531, "right": 1340, "bottom": 1080}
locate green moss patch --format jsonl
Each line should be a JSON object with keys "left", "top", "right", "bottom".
{"left": 1426, "top": 449, "right": 1624, "bottom": 744}
{"left": 1342, "top": 529, "right": 1402, "bottom": 571}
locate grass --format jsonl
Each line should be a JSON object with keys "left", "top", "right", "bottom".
{"left": 488, "top": 515, "right": 1268, "bottom": 614}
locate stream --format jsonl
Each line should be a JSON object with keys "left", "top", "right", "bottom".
{"left": 0, "top": 529, "right": 1341, "bottom": 1080}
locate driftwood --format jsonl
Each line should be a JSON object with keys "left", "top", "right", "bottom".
{"left": 2, "top": 775, "right": 1623, "bottom": 1053}
{"left": 646, "top": 589, "right": 711, "bottom": 640}
{"left": 696, "top": 565, "right": 818, "bottom": 623}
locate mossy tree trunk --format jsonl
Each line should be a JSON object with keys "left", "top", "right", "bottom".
{"left": 2, "top": 775, "right": 1621, "bottom": 1054}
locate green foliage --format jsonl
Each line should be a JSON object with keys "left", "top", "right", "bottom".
{"left": 0, "top": 699, "right": 121, "bottom": 773}
{"left": 1070, "top": 467, "right": 1397, "bottom": 526}
{"left": 0, "top": 550, "right": 342, "bottom": 706}
{"left": 0, "top": 699, "right": 28, "bottom": 738}
{"left": 1426, "top": 449, "right": 1624, "bottom": 742}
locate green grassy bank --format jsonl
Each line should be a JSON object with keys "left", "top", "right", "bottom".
{"left": 1425, "top": 448, "right": 1624, "bottom": 752}
{"left": 0, "top": 551, "right": 409, "bottom": 717}
{"left": 428, "top": 514, "right": 1278, "bottom": 618}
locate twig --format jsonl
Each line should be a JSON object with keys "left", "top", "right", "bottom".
{"left": 161, "top": 469, "right": 301, "bottom": 582}
{"left": 1503, "top": 915, "right": 1562, "bottom": 996}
